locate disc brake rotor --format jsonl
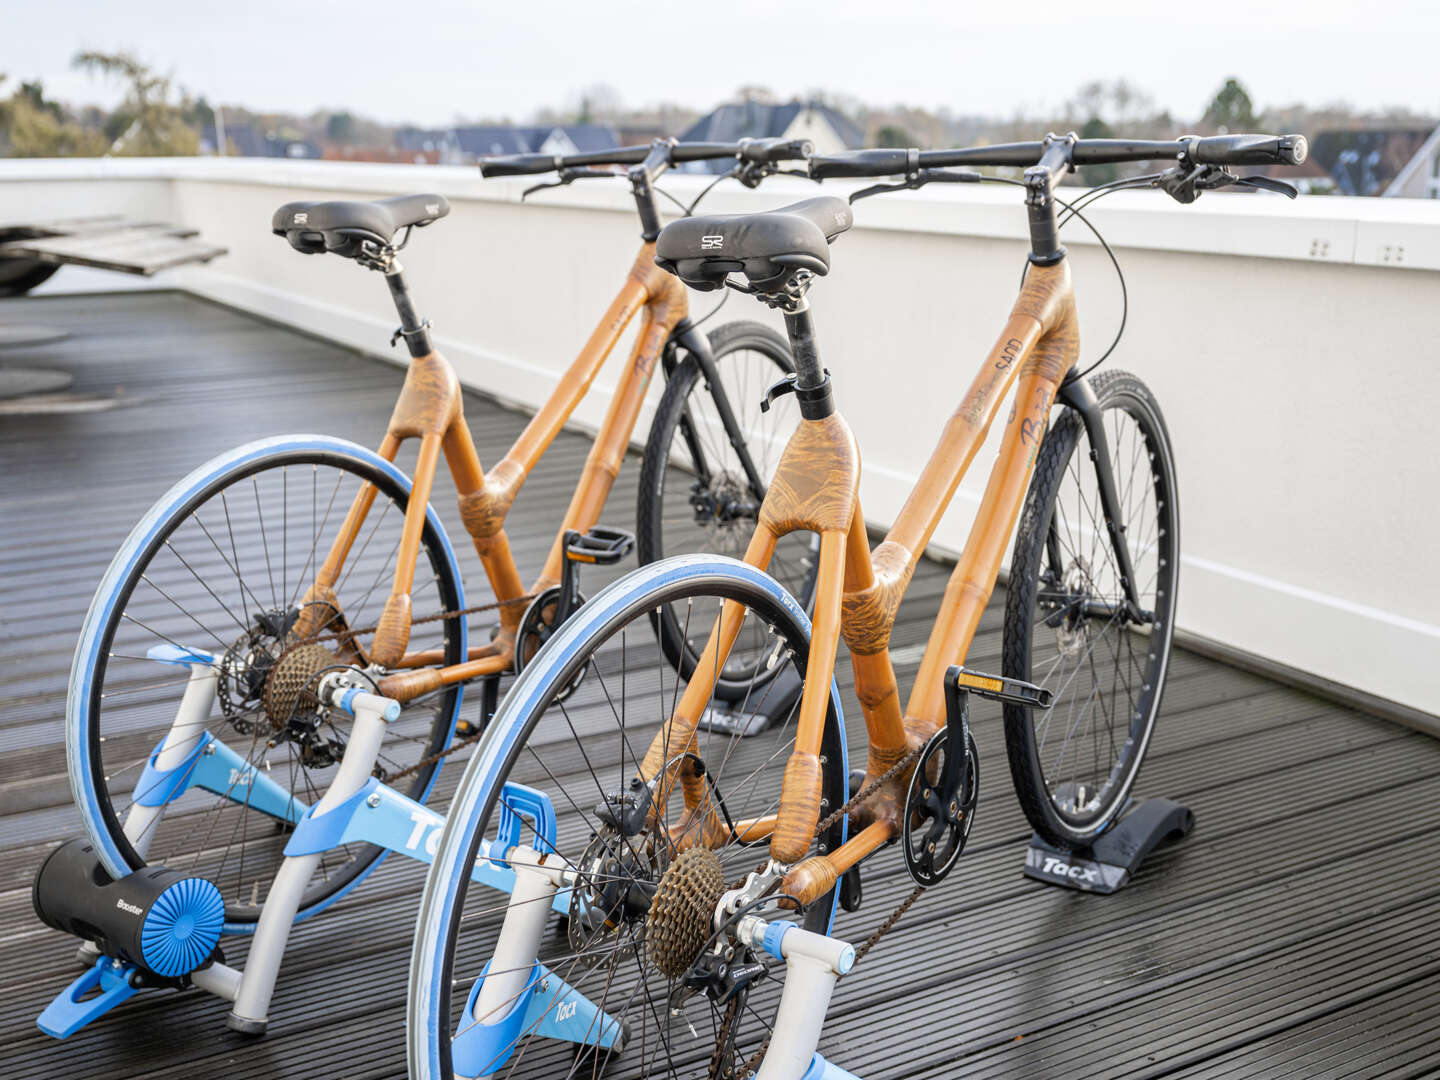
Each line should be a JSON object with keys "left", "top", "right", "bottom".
{"left": 567, "top": 831, "right": 661, "bottom": 969}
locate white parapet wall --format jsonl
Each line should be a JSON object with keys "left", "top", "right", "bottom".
{"left": 3, "top": 156, "right": 1438, "bottom": 718}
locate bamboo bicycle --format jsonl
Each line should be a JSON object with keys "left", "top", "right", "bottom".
{"left": 405, "top": 131, "right": 1309, "bottom": 1079}
{"left": 61, "top": 137, "right": 818, "bottom": 947}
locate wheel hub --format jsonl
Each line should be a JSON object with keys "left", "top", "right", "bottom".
{"left": 690, "top": 474, "right": 756, "bottom": 528}
{"left": 1054, "top": 557, "right": 1094, "bottom": 658}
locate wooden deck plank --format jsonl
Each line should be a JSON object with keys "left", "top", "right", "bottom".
{"left": 1, "top": 290, "right": 1431, "bottom": 1078}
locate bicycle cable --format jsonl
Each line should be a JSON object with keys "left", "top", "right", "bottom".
{"left": 980, "top": 174, "right": 1132, "bottom": 382}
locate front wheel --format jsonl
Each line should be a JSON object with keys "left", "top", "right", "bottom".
{"left": 638, "top": 321, "right": 820, "bottom": 697}
{"left": 408, "top": 555, "right": 848, "bottom": 1080}
{"left": 1002, "top": 370, "right": 1179, "bottom": 848}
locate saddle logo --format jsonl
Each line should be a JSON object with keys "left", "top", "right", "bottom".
{"left": 700, "top": 234, "right": 724, "bottom": 250}
{"left": 293, "top": 212, "right": 308, "bottom": 225}
{"left": 116, "top": 898, "right": 144, "bottom": 916}
{"left": 426, "top": 203, "right": 440, "bottom": 215}
{"left": 1040, "top": 855, "right": 1099, "bottom": 884}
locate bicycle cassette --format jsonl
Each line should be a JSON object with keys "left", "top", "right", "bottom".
{"left": 902, "top": 724, "right": 979, "bottom": 887}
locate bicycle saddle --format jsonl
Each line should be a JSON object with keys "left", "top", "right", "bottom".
{"left": 656, "top": 196, "right": 852, "bottom": 293}
{"left": 272, "top": 194, "right": 450, "bottom": 257}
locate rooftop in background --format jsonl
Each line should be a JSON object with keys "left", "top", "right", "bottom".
{"left": 1306, "top": 127, "right": 1435, "bottom": 196}
{"left": 677, "top": 101, "right": 865, "bottom": 173}
{"left": 395, "top": 123, "right": 622, "bottom": 165}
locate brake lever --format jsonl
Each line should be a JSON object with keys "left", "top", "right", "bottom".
{"left": 1157, "top": 164, "right": 1299, "bottom": 203}
{"left": 1235, "top": 175, "right": 1299, "bottom": 199}
{"left": 850, "top": 167, "right": 982, "bottom": 203}
{"left": 521, "top": 166, "right": 622, "bottom": 200}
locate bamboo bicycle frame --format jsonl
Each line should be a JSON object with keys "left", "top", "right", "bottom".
{"left": 640, "top": 258, "right": 1080, "bottom": 906}
{"left": 293, "top": 244, "right": 689, "bottom": 704}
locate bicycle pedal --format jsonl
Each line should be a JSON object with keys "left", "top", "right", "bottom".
{"left": 564, "top": 525, "right": 636, "bottom": 566}
{"left": 945, "top": 665, "right": 1053, "bottom": 709}
{"left": 454, "top": 717, "right": 481, "bottom": 738}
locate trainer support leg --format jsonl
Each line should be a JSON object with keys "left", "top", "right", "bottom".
{"left": 735, "top": 916, "right": 860, "bottom": 1080}
{"left": 227, "top": 690, "right": 399, "bottom": 1033}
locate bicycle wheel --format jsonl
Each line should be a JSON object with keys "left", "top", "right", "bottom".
{"left": 638, "top": 321, "right": 820, "bottom": 696}
{"left": 409, "top": 554, "right": 847, "bottom": 1080}
{"left": 68, "top": 435, "right": 465, "bottom": 931}
{"left": 1001, "top": 371, "right": 1179, "bottom": 848}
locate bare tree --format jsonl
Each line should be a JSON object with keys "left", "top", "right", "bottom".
{"left": 72, "top": 49, "right": 198, "bottom": 155}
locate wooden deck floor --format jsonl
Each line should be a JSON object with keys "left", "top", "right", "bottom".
{"left": 3, "top": 291, "right": 1437, "bottom": 1079}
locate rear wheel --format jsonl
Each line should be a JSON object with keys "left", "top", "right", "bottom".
{"left": 67, "top": 436, "right": 465, "bottom": 930}
{"left": 1001, "top": 371, "right": 1179, "bottom": 848}
{"left": 408, "top": 556, "right": 847, "bottom": 1080}
{"left": 638, "top": 321, "right": 819, "bottom": 697}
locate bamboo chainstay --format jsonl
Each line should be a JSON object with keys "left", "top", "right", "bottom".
{"left": 299, "top": 591, "right": 538, "bottom": 651}
{"left": 291, "top": 592, "right": 538, "bottom": 783}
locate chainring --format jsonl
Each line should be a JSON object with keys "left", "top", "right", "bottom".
{"left": 516, "top": 585, "right": 586, "bottom": 701}
{"left": 902, "top": 725, "right": 979, "bottom": 887}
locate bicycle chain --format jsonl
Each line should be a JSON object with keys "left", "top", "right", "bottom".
{"left": 734, "top": 741, "right": 931, "bottom": 1078}
{"left": 300, "top": 591, "right": 537, "bottom": 652}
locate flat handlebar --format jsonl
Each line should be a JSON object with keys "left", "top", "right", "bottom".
{"left": 480, "top": 137, "right": 814, "bottom": 178}
{"left": 809, "top": 133, "right": 1309, "bottom": 179}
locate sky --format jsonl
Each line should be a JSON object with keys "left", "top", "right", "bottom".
{"left": 3, "top": 0, "right": 1438, "bottom": 127}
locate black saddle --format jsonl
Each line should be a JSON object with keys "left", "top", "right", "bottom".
{"left": 655, "top": 196, "right": 852, "bottom": 293}
{"left": 272, "top": 194, "right": 450, "bottom": 258}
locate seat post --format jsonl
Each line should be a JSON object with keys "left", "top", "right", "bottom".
{"left": 383, "top": 264, "right": 433, "bottom": 358}
{"left": 779, "top": 298, "right": 835, "bottom": 420}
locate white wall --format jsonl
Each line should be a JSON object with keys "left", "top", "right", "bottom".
{"left": 2, "top": 157, "right": 1437, "bottom": 717}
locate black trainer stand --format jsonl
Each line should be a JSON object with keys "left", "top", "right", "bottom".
{"left": 1023, "top": 797, "right": 1194, "bottom": 894}
{"left": 698, "top": 665, "right": 804, "bottom": 738}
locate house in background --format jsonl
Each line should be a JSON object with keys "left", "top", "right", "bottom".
{"left": 1385, "top": 124, "right": 1440, "bottom": 198}
{"left": 201, "top": 122, "right": 320, "bottom": 159}
{"left": 1303, "top": 129, "right": 1433, "bottom": 196}
{"left": 676, "top": 101, "right": 864, "bottom": 173}
{"left": 394, "top": 123, "right": 620, "bottom": 165}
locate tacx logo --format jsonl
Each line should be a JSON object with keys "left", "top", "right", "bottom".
{"left": 116, "top": 898, "right": 144, "bottom": 915}
{"left": 1040, "top": 856, "right": 1099, "bottom": 884}
{"left": 293, "top": 212, "right": 309, "bottom": 225}
{"left": 700, "top": 234, "right": 724, "bottom": 250}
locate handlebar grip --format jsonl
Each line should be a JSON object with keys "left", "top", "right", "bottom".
{"left": 809, "top": 150, "right": 914, "bottom": 179}
{"left": 479, "top": 153, "right": 561, "bottom": 178}
{"left": 1189, "top": 133, "right": 1309, "bottom": 166}
{"left": 739, "top": 138, "right": 814, "bottom": 164}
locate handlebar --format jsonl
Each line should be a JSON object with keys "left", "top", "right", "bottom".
{"left": 480, "top": 137, "right": 814, "bottom": 179}
{"left": 809, "top": 133, "right": 1309, "bottom": 179}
